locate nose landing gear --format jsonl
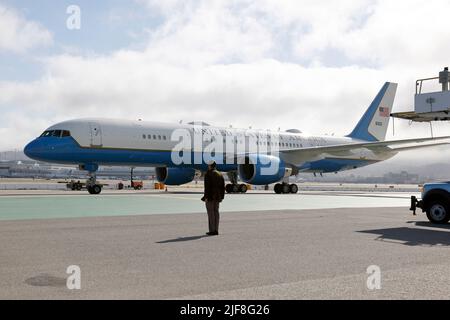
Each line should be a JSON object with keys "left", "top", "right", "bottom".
{"left": 79, "top": 164, "right": 103, "bottom": 195}
{"left": 86, "top": 172, "right": 103, "bottom": 195}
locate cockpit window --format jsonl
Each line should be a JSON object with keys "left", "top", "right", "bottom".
{"left": 52, "top": 130, "right": 62, "bottom": 137}
{"left": 40, "top": 130, "right": 71, "bottom": 138}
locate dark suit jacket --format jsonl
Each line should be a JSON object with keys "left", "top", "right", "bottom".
{"left": 204, "top": 169, "right": 225, "bottom": 202}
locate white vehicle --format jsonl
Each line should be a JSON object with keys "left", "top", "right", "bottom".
{"left": 24, "top": 82, "right": 449, "bottom": 194}
{"left": 411, "top": 182, "right": 450, "bottom": 224}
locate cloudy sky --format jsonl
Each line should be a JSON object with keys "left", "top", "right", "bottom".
{"left": 1, "top": 0, "right": 450, "bottom": 163}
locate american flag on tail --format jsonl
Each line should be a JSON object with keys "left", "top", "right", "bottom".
{"left": 379, "top": 107, "right": 390, "bottom": 117}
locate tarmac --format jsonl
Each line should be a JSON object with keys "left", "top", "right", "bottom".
{"left": 1, "top": 190, "right": 450, "bottom": 300}
{"left": 0, "top": 189, "right": 411, "bottom": 220}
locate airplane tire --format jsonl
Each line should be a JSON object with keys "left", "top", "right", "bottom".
{"left": 88, "top": 185, "right": 102, "bottom": 195}
{"left": 290, "top": 184, "right": 299, "bottom": 194}
{"left": 225, "top": 184, "right": 233, "bottom": 194}
{"left": 274, "top": 184, "right": 282, "bottom": 194}
{"left": 239, "top": 184, "right": 248, "bottom": 193}
{"left": 93, "top": 185, "right": 102, "bottom": 194}
{"left": 282, "top": 184, "right": 290, "bottom": 194}
{"left": 232, "top": 184, "right": 240, "bottom": 193}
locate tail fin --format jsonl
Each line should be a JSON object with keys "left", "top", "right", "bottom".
{"left": 347, "top": 82, "right": 397, "bottom": 142}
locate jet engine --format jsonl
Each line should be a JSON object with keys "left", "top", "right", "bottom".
{"left": 238, "top": 154, "right": 292, "bottom": 185}
{"left": 156, "top": 167, "right": 196, "bottom": 185}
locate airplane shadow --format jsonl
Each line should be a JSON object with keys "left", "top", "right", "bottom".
{"left": 156, "top": 235, "right": 209, "bottom": 244}
{"left": 358, "top": 226, "right": 450, "bottom": 247}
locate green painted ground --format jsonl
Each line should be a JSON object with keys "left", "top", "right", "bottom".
{"left": 0, "top": 192, "right": 414, "bottom": 221}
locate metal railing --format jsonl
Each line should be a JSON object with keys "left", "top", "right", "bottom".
{"left": 416, "top": 77, "right": 440, "bottom": 94}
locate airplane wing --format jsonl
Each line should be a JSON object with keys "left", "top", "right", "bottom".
{"left": 388, "top": 142, "right": 450, "bottom": 152}
{"left": 226, "top": 136, "right": 450, "bottom": 164}
{"left": 280, "top": 136, "right": 450, "bottom": 161}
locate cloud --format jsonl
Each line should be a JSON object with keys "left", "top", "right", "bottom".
{"left": 2, "top": 0, "right": 450, "bottom": 159}
{"left": 0, "top": 4, "right": 53, "bottom": 53}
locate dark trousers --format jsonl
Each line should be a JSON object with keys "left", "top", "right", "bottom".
{"left": 206, "top": 200, "right": 220, "bottom": 232}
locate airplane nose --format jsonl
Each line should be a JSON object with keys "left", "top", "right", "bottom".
{"left": 24, "top": 140, "right": 39, "bottom": 159}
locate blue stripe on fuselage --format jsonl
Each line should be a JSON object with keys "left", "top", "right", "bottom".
{"left": 23, "top": 137, "right": 236, "bottom": 171}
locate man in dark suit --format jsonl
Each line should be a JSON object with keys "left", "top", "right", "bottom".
{"left": 202, "top": 161, "right": 225, "bottom": 236}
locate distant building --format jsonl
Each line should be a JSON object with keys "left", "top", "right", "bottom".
{"left": 383, "top": 171, "right": 419, "bottom": 184}
{"left": 0, "top": 164, "right": 10, "bottom": 177}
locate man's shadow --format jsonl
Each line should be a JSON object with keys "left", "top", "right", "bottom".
{"left": 156, "top": 235, "right": 209, "bottom": 244}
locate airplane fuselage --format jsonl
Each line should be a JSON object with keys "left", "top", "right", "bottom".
{"left": 24, "top": 118, "right": 395, "bottom": 174}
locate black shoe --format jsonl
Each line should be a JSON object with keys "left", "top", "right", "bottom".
{"left": 206, "top": 232, "right": 215, "bottom": 236}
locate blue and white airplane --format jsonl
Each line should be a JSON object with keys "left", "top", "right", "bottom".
{"left": 24, "top": 82, "right": 449, "bottom": 194}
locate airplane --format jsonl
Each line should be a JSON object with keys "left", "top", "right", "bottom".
{"left": 24, "top": 82, "right": 450, "bottom": 194}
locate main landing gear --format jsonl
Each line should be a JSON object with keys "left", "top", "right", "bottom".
{"left": 274, "top": 183, "right": 298, "bottom": 194}
{"left": 226, "top": 171, "right": 247, "bottom": 194}
{"left": 226, "top": 183, "right": 248, "bottom": 194}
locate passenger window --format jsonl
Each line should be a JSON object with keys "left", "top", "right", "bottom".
{"left": 163, "top": 136, "right": 167, "bottom": 140}
{"left": 153, "top": 135, "right": 157, "bottom": 140}
{"left": 143, "top": 134, "right": 146, "bottom": 139}
{"left": 158, "top": 135, "right": 161, "bottom": 140}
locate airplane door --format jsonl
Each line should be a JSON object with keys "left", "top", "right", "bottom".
{"left": 89, "top": 122, "right": 103, "bottom": 147}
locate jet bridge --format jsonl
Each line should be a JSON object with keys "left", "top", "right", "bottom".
{"left": 391, "top": 67, "right": 450, "bottom": 122}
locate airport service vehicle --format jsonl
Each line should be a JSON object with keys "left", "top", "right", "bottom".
{"left": 411, "top": 183, "right": 450, "bottom": 224}
{"left": 130, "top": 180, "right": 144, "bottom": 190}
{"left": 24, "top": 82, "right": 450, "bottom": 195}
{"left": 65, "top": 179, "right": 105, "bottom": 193}
{"left": 66, "top": 180, "right": 83, "bottom": 191}
{"left": 392, "top": 68, "right": 450, "bottom": 224}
